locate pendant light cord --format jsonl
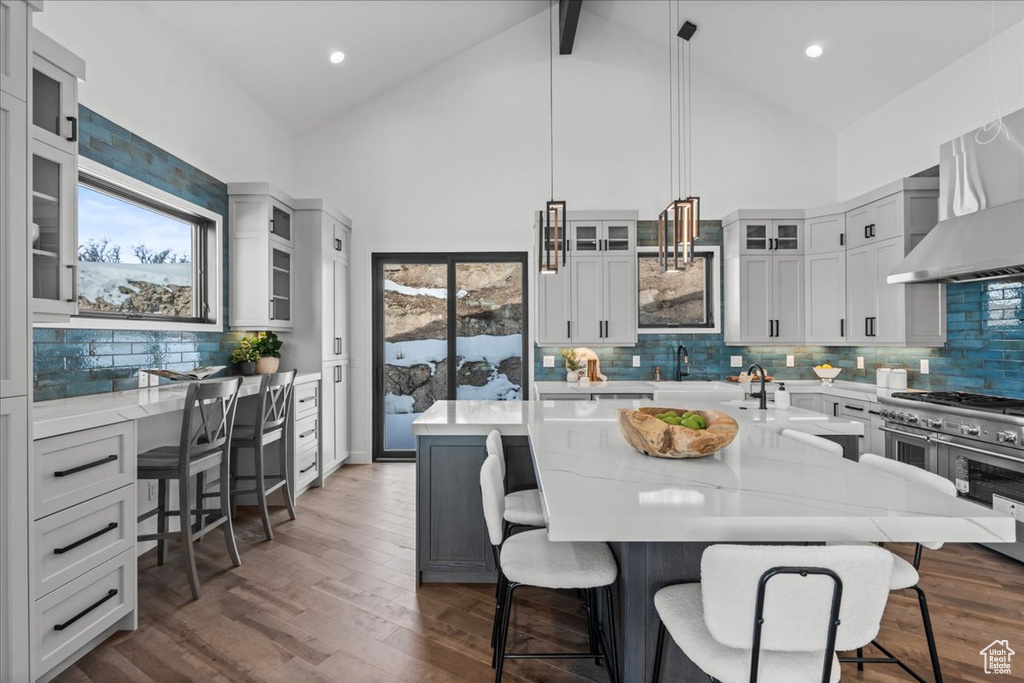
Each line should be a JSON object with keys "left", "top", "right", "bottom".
{"left": 667, "top": 0, "right": 673, "bottom": 199}
{"left": 549, "top": 0, "right": 555, "bottom": 199}
{"left": 676, "top": 0, "right": 682, "bottom": 200}
{"left": 687, "top": 38, "right": 693, "bottom": 196}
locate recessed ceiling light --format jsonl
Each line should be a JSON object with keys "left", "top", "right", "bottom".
{"left": 329, "top": 51, "right": 345, "bottom": 64}
{"left": 805, "top": 44, "right": 823, "bottom": 58}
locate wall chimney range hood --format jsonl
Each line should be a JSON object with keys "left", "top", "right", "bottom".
{"left": 888, "top": 106, "right": 1024, "bottom": 284}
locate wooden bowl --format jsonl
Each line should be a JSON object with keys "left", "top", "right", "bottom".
{"left": 617, "top": 407, "right": 739, "bottom": 459}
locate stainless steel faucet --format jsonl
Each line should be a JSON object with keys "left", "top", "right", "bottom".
{"left": 676, "top": 345, "right": 690, "bottom": 381}
{"left": 747, "top": 363, "right": 768, "bottom": 410}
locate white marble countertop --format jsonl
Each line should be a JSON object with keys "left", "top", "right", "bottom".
{"left": 413, "top": 394, "right": 1015, "bottom": 545}
{"left": 33, "top": 372, "right": 321, "bottom": 439}
{"left": 535, "top": 378, "right": 891, "bottom": 404}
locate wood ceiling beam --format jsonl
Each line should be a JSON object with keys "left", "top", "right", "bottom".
{"left": 559, "top": 0, "right": 583, "bottom": 55}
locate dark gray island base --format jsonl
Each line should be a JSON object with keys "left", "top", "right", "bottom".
{"left": 415, "top": 434, "right": 708, "bottom": 682}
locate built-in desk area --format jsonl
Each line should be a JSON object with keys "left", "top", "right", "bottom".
{"left": 29, "top": 372, "right": 319, "bottom": 682}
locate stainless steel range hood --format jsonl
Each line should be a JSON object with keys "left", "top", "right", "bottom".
{"left": 888, "top": 107, "right": 1024, "bottom": 284}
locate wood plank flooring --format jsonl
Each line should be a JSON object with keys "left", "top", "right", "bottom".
{"left": 56, "top": 464, "right": 1023, "bottom": 683}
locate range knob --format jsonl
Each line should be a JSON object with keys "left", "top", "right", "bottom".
{"left": 906, "top": 414, "right": 920, "bottom": 424}
{"left": 880, "top": 409, "right": 890, "bottom": 419}
{"left": 997, "top": 431, "right": 1019, "bottom": 444}
{"left": 960, "top": 424, "right": 981, "bottom": 436}
{"left": 896, "top": 412, "right": 905, "bottom": 421}
{"left": 927, "top": 418, "right": 943, "bottom": 429}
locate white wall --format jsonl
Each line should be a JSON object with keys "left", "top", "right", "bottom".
{"left": 34, "top": 1, "right": 297, "bottom": 192}
{"left": 838, "top": 21, "right": 1024, "bottom": 198}
{"left": 294, "top": 10, "right": 838, "bottom": 462}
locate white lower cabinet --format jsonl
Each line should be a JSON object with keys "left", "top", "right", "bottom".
{"left": 789, "top": 392, "right": 821, "bottom": 413}
{"left": 322, "top": 362, "right": 349, "bottom": 477}
{"left": 1, "top": 397, "right": 30, "bottom": 683}
{"left": 292, "top": 376, "right": 320, "bottom": 496}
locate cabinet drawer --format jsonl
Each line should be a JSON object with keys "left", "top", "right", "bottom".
{"left": 295, "top": 413, "right": 318, "bottom": 453}
{"left": 34, "top": 485, "right": 135, "bottom": 598}
{"left": 294, "top": 381, "right": 319, "bottom": 418}
{"left": 34, "top": 422, "right": 135, "bottom": 519}
{"left": 297, "top": 448, "right": 319, "bottom": 488}
{"left": 34, "top": 550, "right": 136, "bottom": 676}
{"left": 838, "top": 400, "right": 869, "bottom": 418}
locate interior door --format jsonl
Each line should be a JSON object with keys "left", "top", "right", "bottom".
{"left": 739, "top": 255, "right": 772, "bottom": 343}
{"left": 845, "top": 244, "right": 875, "bottom": 343}
{"left": 571, "top": 256, "right": 603, "bottom": 342}
{"left": 805, "top": 250, "right": 846, "bottom": 344}
{"left": 602, "top": 254, "right": 636, "bottom": 345}
{"left": 772, "top": 254, "right": 804, "bottom": 343}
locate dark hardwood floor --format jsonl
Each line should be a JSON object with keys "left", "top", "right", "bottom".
{"left": 55, "top": 464, "right": 1023, "bottom": 683}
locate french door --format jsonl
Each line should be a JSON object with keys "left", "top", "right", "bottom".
{"left": 371, "top": 253, "right": 529, "bottom": 461}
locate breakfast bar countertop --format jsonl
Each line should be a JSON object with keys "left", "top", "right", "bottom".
{"left": 412, "top": 393, "right": 1016, "bottom": 546}
{"left": 32, "top": 372, "right": 322, "bottom": 439}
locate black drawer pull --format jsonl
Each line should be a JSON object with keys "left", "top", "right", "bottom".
{"left": 298, "top": 397, "right": 315, "bottom": 403}
{"left": 54, "top": 589, "right": 118, "bottom": 631}
{"left": 299, "top": 461, "right": 317, "bottom": 474}
{"left": 844, "top": 404, "right": 865, "bottom": 412}
{"left": 54, "top": 454, "right": 118, "bottom": 478}
{"left": 54, "top": 522, "right": 119, "bottom": 555}
{"left": 868, "top": 410, "right": 881, "bottom": 416}
{"left": 299, "top": 429, "right": 316, "bottom": 438}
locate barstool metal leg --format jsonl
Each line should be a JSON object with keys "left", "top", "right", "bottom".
{"left": 494, "top": 582, "right": 518, "bottom": 682}
{"left": 651, "top": 619, "right": 666, "bottom": 683}
{"left": 179, "top": 475, "right": 201, "bottom": 600}
{"left": 602, "top": 585, "right": 621, "bottom": 683}
{"left": 254, "top": 441, "right": 274, "bottom": 541}
{"left": 912, "top": 585, "right": 943, "bottom": 683}
{"left": 584, "top": 588, "right": 600, "bottom": 665}
{"left": 856, "top": 646, "right": 864, "bottom": 671}
{"left": 156, "top": 478, "right": 167, "bottom": 566}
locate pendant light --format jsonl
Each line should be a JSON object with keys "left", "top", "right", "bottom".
{"left": 659, "top": 1, "right": 699, "bottom": 273}
{"left": 539, "top": 0, "right": 566, "bottom": 275}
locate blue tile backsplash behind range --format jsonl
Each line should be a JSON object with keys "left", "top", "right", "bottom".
{"left": 32, "top": 106, "right": 243, "bottom": 401}
{"left": 536, "top": 221, "right": 1024, "bottom": 398}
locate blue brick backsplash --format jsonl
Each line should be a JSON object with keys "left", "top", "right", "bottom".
{"left": 537, "top": 221, "right": 1024, "bottom": 399}
{"left": 33, "top": 107, "right": 244, "bottom": 401}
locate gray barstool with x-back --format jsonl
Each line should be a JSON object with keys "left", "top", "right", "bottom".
{"left": 230, "top": 370, "right": 297, "bottom": 540}
{"left": 137, "top": 377, "right": 244, "bottom": 600}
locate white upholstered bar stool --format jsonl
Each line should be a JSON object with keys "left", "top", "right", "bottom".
{"left": 486, "top": 429, "right": 545, "bottom": 533}
{"left": 481, "top": 453, "right": 620, "bottom": 682}
{"left": 837, "top": 453, "right": 954, "bottom": 682}
{"left": 651, "top": 544, "right": 894, "bottom": 683}
{"left": 780, "top": 429, "right": 844, "bottom": 458}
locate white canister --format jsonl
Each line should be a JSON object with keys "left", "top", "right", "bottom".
{"left": 888, "top": 369, "right": 908, "bottom": 390}
{"left": 876, "top": 368, "right": 891, "bottom": 387}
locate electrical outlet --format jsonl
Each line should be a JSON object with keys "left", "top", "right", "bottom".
{"left": 543, "top": 355, "right": 555, "bottom": 368}
{"left": 730, "top": 355, "right": 743, "bottom": 368}
{"left": 632, "top": 355, "right": 641, "bottom": 368}
{"left": 148, "top": 481, "right": 158, "bottom": 500}
{"left": 137, "top": 370, "right": 151, "bottom": 388}
{"left": 920, "top": 359, "right": 930, "bottom": 374}
{"left": 786, "top": 355, "right": 794, "bottom": 367}
{"left": 857, "top": 356, "right": 865, "bottom": 370}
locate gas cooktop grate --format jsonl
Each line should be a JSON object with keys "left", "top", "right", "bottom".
{"left": 891, "top": 391, "right": 1024, "bottom": 413}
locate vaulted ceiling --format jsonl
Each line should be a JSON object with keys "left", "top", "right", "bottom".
{"left": 146, "top": 0, "right": 1024, "bottom": 134}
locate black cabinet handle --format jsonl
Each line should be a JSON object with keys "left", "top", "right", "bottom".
{"left": 54, "top": 589, "right": 117, "bottom": 631}
{"left": 299, "top": 461, "right": 317, "bottom": 474}
{"left": 66, "top": 115, "right": 78, "bottom": 142}
{"left": 299, "top": 429, "right": 316, "bottom": 438}
{"left": 767, "top": 238, "right": 773, "bottom": 251}
{"left": 865, "top": 317, "right": 870, "bottom": 337}
{"left": 868, "top": 410, "right": 881, "bottom": 416}
{"left": 334, "top": 238, "right": 343, "bottom": 251}
{"left": 298, "top": 397, "right": 315, "bottom": 403}
{"left": 54, "top": 522, "right": 118, "bottom": 555}
{"left": 54, "top": 454, "right": 117, "bottom": 478}
{"left": 269, "top": 299, "right": 276, "bottom": 320}
{"left": 868, "top": 317, "right": 877, "bottom": 337}
{"left": 844, "top": 404, "right": 865, "bottom": 412}
{"left": 840, "top": 318, "right": 845, "bottom": 337}
{"left": 839, "top": 233, "right": 845, "bottom": 246}
{"left": 567, "top": 320, "right": 571, "bottom": 339}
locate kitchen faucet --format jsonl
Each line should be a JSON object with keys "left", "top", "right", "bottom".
{"left": 676, "top": 345, "right": 690, "bottom": 381}
{"left": 747, "top": 363, "right": 768, "bottom": 410}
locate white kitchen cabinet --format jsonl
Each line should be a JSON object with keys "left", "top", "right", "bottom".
{"left": 228, "top": 184, "right": 296, "bottom": 331}
{"left": 723, "top": 251, "right": 803, "bottom": 345}
{"left": 537, "top": 212, "right": 638, "bottom": 347}
{"left": 280, "top": 199, "right": 351, "bottom": 481}
{"left": 837, "top": 398, "right": 885, "bottom": 456}
{"left": 846, "top": 192, "right": 901, "bottom": 249}
{"left": 1, "top": 92, "right": 28, "bottom": 398}
{"left": 30, "top": 31, "right": 83, "bottom": 157}
{"left": 789, "top": 392, "right": 821, "bottom": 413}
{"left": 1, "top": 397, "right": 30, "bottom": 683}
{"left": 773, "top": 254, "right": 804, "bottom": 343}
{"left": 804, "top": 213, "right": 846, "bottom": 254}
{"left": 805, "top": 249, "right": 847, "bottom": 344}
{"left": 1, "top": 0, "right": 29, "bottom": 100}
{"left": 737, "top": 219, "right": 803, "bottom": 255}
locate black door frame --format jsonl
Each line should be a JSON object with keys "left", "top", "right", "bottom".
{"left": 371, "top": 252, "right": 530, "bottom": 462}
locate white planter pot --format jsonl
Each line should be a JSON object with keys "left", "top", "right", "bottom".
{"left": 566, "top": 370, "right": 578, "bottom": 383}
{"left": 256, "top": 357, "right": 280, "bottom": 374}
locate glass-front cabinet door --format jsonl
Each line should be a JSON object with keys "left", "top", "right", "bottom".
{"left": 604, "top": 222, "right": 632, "bottom": 251}
{"left": 31, "top": 140, "right": 76, "bottom": 317}
{"left": 269, "top": 199, "right": 292, "bottom": 243}
{"left": 739, "top": 219, "right": 802, "bottom": 254}
{"left": 269, "top": 245, "right": 292, "bottom": 324}
{"left": 31, "top": 54, "right": 78, "bottom": 155}
{"left": 570, "top": 221, "right": 599, "bottom": 254}
{"left": 740, "top": 220, "right": 769, "bottom": 253}
{"left": 772, "top": 219, "right": 803, "bottom": 253}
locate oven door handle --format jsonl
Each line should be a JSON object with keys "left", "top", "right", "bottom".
{"left": 933, "top": 437, "right": 1024, "bottom": 464}
{"left": 880, "top": 426, "right": 931, "bottom": 442}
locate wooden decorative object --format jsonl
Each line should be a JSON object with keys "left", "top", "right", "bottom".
{"left": 618, "top": 407, "right": 739, "bottom": 459}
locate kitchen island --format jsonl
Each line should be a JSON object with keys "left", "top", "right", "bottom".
{"left": 412, "top": 389, "right": 1015, "bottom": 682}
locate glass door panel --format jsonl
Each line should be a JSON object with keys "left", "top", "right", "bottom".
{"left": 270, "top": 203, "right": 292, "bottom": 242}
{"left": 32, "top": 151, "right": 63, "bottom": 302}
{"left": 744, "top": 223, "right": 768, "bottom": 251}
{"left": 270, "top": 247, "right": 291, "bottom": 321}
{"left": 381, "top": 263, "right": 448, "bottom": 453}
{"left": 775, "top": 223, "right": 800, "bottom": 250}
{"left": 573, "top": 224, "right": 599, "bottom": 252}
{"left": 32, "top": 68, "right": 62, "bottom": 137}
{"left": 606, "top": 223, "right": 631, "bottom": 250}
{"left": 455, "top": 262, "right": 524, "bottom": 401}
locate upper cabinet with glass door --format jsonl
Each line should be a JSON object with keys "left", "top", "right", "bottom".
{"left": 30, "top": 30, "right": 85, "bottom": 322}
{"left": 227, "top": 183, "right": 295, "bottom": 331}
{"left": 737, "top": 218, "right": 803, "bottom": 255}
{"left": 569, "top": 219, "right": 636, "bottom": 255}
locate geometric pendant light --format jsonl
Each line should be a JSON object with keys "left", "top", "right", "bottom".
{"left": 539, "top": 0, "right": 566, "bottom": 274}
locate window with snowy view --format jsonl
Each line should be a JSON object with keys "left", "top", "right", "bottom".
{"left": 76, "top": 178, "right": 209, "bottom": 321}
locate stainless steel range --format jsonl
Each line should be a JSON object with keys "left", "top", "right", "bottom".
{"left": 879, "top": 391, "right": 1024, "bottom": 562}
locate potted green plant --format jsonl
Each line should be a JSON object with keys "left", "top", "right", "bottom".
{"left": 230, "top": 339, "right": 260, "bottom": 376}
{"left": 560, "top": 348, "right": 583, "bottom": 383}
{"left": 252, "top": 331, "right": 283, "bottom": 374}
